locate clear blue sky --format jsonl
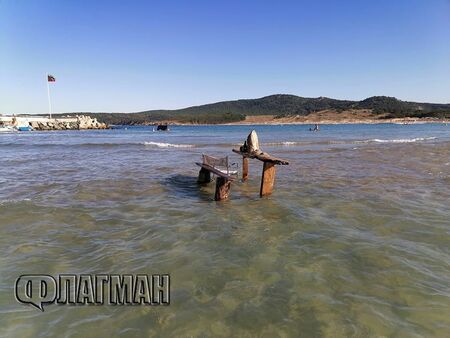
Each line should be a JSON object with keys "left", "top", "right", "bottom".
{"left": 1, "top": 0, "right": 449, "bottom": 114}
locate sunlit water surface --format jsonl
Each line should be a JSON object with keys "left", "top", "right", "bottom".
{"left": 0, "top": 124, "right": 449, "bottom": 337}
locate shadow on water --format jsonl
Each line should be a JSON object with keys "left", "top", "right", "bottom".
{"left": 162, "top": 174, "right": 214, "bottom": 202}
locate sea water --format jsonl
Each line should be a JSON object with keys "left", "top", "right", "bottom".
{"left": 0, "top": 124, "right": 449, "bottom": 337}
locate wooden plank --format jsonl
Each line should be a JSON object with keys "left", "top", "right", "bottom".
{"left": 195, "top": 163, "right": 235, "bottom": 181}
{"left": 197, "top": 167, "right": 211, "bottom": 183}
{"left": 215, "top": 177, "right": 231, "bottom": 201}
{"left": 260, "top": 162, "right": 276, "bottom": 197}
{"left": 253, "top": 151, "right": 289, "bottom": 165}
{"left": 242, "top": 157, "right": 249, "bottom": 181}
{"left": 232, "top": 149, "right": 289, "bottom": 165}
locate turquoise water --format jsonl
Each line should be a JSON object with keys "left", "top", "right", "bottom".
{"left": 0, "top": 124, "right": 449, "bottom": 337}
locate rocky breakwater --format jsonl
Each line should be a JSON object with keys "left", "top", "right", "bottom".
{"left": 30, "top": 115, "right": 108, "bottom": 131}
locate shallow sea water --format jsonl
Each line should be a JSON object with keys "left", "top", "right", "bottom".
{"left": 0, "top": 124, "right": 449, "bottom": 337}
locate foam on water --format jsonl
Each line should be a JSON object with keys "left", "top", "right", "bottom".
{"left": 144, "top": 141, "right": 195, "bottom": 148}
{"left": 263, "top": 141, "right": 302, "bottom": 146}
{"left": 364, "top": 137, "right": 437, "bottom": 143}
{"left": 262, "top": 137, "right": 438, "bottom": 147}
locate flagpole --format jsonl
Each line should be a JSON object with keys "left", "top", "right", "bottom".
{"left": 46, "top": 73, "right": 52, "bottom": 119}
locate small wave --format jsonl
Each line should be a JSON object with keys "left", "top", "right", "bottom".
{"left": 360, "top": 137, "right": 437, "bottom": 144}
{"left": 144, "top": 141, "right": 194, "bottom": 148}
{"left": 262, "top": 141, "right": 304, "bottom": 146}
{"left": 0, "top": 198, "right": 31, "bottom": 206}
{"left": 257, "top": 137, "right": 437, "bottom": 147}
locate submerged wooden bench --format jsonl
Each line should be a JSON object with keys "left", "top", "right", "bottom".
{"left": 196, "top": 155, "right": 237, "bottom": 201}
{"left": 233, "top": 130, "right": 289, "bottom": 197}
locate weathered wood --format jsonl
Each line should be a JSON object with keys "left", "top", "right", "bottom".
{"left": 195, "top": 163, "right": 235, "bottom": 180}
{"left": 260, "top": 162, "right": 276, "bottom": 197}
{"left": 232, "top": 149, "right": 289, "bottom": 165}
{"left": 242, "top": 157, "right": 249, "bottom": 181}
{"left": 215, "top": 177, "right": 231, "bottom": 201}
{"left": 197, "top": 167, "right": 211, "bottom": 183}
{"left": 202, "top": 154, "right": 228, "bottom": 168}
{"left": 196, "top": 159, "right": 234, "bottom": 201}
{"left": 246, "top": 130, "right": 260, "bottom": 153}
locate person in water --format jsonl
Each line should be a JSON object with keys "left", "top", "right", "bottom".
{"left": 310, "top": 124, "right": 320, "bottom": 132}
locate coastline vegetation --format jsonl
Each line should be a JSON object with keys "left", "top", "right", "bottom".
{"left": 52, "top": 95, "right": 450, "bottom": 125}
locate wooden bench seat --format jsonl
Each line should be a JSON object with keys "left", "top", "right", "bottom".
{"left": 195, "top": 163, "right": 236, "bottom": 181}
{"left": 196, "top": 155, "right": 236, "bottom": 201}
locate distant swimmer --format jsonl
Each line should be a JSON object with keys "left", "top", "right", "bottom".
{"left": 310, "top": 124, "right": 320, "bottom": 132}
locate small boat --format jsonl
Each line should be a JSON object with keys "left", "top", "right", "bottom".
{"left": 156, "top": 124, "right": 169, "bottom": 131}
{"left": 17, "top": 126, "right": 33, "bottom": 131}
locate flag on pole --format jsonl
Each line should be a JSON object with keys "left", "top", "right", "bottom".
{"left": 46, "top": 74, "right": 55, "bottom": 119}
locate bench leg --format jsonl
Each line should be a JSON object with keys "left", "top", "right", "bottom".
{"left": 215, "top": 177, "right": 231, "bottom": 201}
{"left": 242, "top": 157, "right": 249, "bottom": 181}
{"left": 197, "top": 168, "right": 211, "bottom": 183}
{"left": 260, "top": 162, "right": 276, "bottom": 197}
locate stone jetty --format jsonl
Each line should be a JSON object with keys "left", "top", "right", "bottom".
{"left": 0, "top": 115, "right": 108, "bottom": 131}
{"left": 30, "top": 115, "right": 108, "bottom": 131}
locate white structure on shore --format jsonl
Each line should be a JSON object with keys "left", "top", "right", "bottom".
{"left": 0, "top": 115, "right": 107, "bottom": 130}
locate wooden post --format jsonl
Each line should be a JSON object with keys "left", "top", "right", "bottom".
{"left": 260, "top": 162, "right": 276, "bottom": 197}
{"left": 215, "top": 177, "right": 231, "bottom": 201}
{"left": 197, "top": 168, "right": 211, "bottom": 183}
{"left": 242, "top": 157, "right": 249, "bottom": 181}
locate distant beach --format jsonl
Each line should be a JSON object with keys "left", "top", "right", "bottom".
{"left": 141, "top": 114, "right": 450, "bottom": 126}
{"left": 225, "top": 112, "right": 450, "bottom": 125}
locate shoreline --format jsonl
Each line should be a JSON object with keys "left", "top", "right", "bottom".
{"left": 137, "top": 111, "right": 450, "bottom": 126}
{"left": 222, "top": 113, "right": 450, "bottom": 125}
{"left": 223, "top": 119, "right": 450, "bottom": 126}
{"left": 3, "top": 115, "right": 449, "bottom": 131}
{"left": 148, "top": 116, "right": 450, "bottom": 126}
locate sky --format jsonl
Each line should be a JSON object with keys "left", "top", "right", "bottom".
{"left": 1, "top": 0, "right": 449, "bottom": 114}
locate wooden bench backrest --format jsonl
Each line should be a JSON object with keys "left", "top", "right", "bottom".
{"left": 202, "top": 154, "right": 229, "bottom": 172}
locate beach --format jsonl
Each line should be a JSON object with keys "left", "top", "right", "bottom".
{"left": 229, "top": 113, "right": 450, "bottom": 125}
{"left": 0, "top": 124, "right": 449, "bottom": 337}
{"left": 139, "top": 113, "right": 450, "bottom": 127}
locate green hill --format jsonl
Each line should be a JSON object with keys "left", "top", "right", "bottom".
{"left": 63, "top": 95, "right": 450, "bottom": 125}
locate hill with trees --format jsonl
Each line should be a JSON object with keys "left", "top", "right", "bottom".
{"left": 59, "top": 95, "right": 450, "bottom": 125}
